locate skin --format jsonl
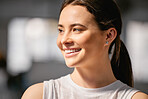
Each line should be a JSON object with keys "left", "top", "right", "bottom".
{"left": 21, "top": 5, "right": 148, "bottom": 99}
{"left": 57, "top": 5, "right": 117, "bottom": 88}
{"left": 21, "top": 83, "right": 43, "bottom": 99}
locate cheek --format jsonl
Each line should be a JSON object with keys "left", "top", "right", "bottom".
{"left": 74, "top": 32, "right": 92, "bottom": 45}
{"left": 75, "top": 33, "right": 98, "bottom": 48}
{"left": 56, "top": 35, "right": 62, "bottom": 50}
{"left": 76, "top": 33, "right": 105, "bottom": 52}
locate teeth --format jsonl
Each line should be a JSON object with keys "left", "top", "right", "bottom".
{"left": 65, "top": 49, "right": 80, "bottom": 53}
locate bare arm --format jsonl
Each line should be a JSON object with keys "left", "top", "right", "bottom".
{"left": 132, "top": 92, "right": 148, "bottom": 99}
{"left": 21, "top": 83, "right": 43, "bottom": 99}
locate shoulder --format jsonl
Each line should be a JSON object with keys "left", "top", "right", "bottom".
{"left": 132, "top": 92, "right": 148, "bottom": 99}
{"left": 21, "top": 83, "right": 43, "bottom": 99}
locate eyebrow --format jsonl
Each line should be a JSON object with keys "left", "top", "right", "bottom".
{"left": 58, "top": 23, "right": 87, "bottom": 28}
{"left": 58, "top": 24, "right": 63, "bottom": 27}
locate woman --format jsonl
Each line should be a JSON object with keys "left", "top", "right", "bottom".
{"left": 22, "top": 0, "right": 148, "bottom": 99}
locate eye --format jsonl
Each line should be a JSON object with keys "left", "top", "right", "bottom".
{"left": 58, "top": 28, "right": 64, "bottom": 34}
{"left": 73, "top": 28, "right": 82, "bottom": 32}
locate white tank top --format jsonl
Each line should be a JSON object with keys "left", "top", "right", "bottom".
{"left": 43, "top": 74, "right": 139, "bottom": 99}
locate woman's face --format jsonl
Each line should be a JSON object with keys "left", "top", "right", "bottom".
{"left": 57, "top": 5, "right": 107, "bottom": 68}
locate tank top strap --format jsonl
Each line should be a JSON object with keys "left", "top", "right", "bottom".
{"left": 43, "top": 80, "right": 56, "bottom": 99}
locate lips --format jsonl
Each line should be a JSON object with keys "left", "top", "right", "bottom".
{"left": 64, "top": 48, "right": 81, "bottom": 58}
{"left": 65, "top": 49, "right": 81, "bottom": 53}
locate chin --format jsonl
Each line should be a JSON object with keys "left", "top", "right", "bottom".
{"left": 66, "top": 65, "right": 75, "bottom": 68}
{"left": 65, "top": 60, "right": 76, "bottom": 68}
{"left": 63, "top": 49, "right": 84, "bottom": 68}
{"left": 64, "top": 58, "right": 80, "bottom": 68}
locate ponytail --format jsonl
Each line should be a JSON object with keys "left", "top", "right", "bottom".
{"left": 110, "top": 36, "right": 133, "bottom": 87}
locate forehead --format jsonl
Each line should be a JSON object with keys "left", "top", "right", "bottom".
{"left": 59, "top": 5, "right": 95, "bottom": 25}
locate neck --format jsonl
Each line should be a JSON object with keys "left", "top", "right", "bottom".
{"left": 70, "top": 57, "right": 117, "bottom": 88}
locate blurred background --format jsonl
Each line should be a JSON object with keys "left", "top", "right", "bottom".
{"left": 0, "top": 0, "right": 148, "bottom": 98}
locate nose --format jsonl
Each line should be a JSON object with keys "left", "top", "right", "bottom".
{"left": 61, "top": 33, "right": 73, "bottom": 45}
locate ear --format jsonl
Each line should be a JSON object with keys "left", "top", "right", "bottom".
{"left": 105, "top": 28, "right": 117, "bottom": 46}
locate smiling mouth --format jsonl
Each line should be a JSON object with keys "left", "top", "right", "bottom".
{"left": 65, "top": 48, "right": 81, "bottom": 54}
{"left": 64, "top": 48, "right": 82, "bottom": 58}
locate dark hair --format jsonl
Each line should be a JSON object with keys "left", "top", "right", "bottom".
{"left": 60, "top": 0, "right": 133, "bottom": 87}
